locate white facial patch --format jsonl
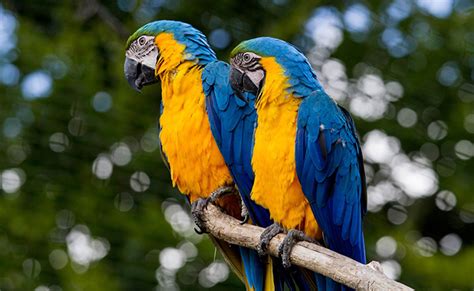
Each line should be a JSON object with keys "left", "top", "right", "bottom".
{"left": 126, "top": 35, "right": 158, "bottom": 69}
{"left": 246, "top": 69, "right": 265, "bottom": 87}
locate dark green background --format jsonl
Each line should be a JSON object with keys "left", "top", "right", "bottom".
{"left": 1, "top": 0, "right": 473, "bottom": 290}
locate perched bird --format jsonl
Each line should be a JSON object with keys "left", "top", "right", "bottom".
{"left": 229, "top": 37, "right": 367, "bottom": 291}
{"left": 123, "top": 21, "right": 305, "bottom": 291}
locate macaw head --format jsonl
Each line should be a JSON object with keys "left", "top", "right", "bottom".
{"left": 229, "top": 37, "right": 321, "bottom": 100}
{"left": 124, "top": 20, "right": 216, "bottom": 91}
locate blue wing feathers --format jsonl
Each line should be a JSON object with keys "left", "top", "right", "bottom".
{"left": 296, "top": 91, "right": 366, "bottom": 291}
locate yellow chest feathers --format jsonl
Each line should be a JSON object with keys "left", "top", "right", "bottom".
{"left": 251, "top": 57, "right": 321, "bottom": 239}
{"left": 158, "top": 61, "right": 232, "bottom": 202}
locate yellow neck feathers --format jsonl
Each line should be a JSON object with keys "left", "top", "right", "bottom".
{"left": 154, "top": 32, "right": 192, "bottom": 75}
{"left": 251, "top": 57, "right": 321, "bottom": 239}
{"left": 256, "top": 57, "right": 291, "bottom": 106}
{"left": 156, "top": 33, "right": 232, "bottom": 202}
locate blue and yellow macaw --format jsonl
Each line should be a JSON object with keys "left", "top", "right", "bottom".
{"left": 204, "top": 53, "right": 317, "bottom": 291}
{"left": 229, "top": 37, "right": 367, "bottom": 291}
{"left": 123, "top": 21, "right": 310, "bottom": 291}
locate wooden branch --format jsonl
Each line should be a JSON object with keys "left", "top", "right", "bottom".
{"left": 200, "top": 203, "right": 413, "bottom": 291}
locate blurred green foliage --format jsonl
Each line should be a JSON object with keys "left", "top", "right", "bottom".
{"left": 1, "top": 0, "right": 473, "bottom": 290}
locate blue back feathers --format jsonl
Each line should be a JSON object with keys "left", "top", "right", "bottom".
{"left": 126, "top": 20, "right": 216, "bottom": 65}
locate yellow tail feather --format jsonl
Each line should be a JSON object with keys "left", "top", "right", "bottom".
{"left": 264, "top": 256, "right": 275, "bottom": 291}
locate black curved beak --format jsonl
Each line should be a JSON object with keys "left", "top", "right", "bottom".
{"left": 124, "top": 57, "right": 158, "bottom": 92}
{"left": 230, "top": 67, "right": 261, "bottom": 104}
{"left": 230, "top": 67, "right": 247, "bottom": 102}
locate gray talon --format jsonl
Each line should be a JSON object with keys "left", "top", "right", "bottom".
{"left": 191, "top": 186, "right": 236, "bottom": 234}
{"left": 278, "top": 229, "right": 316, "bottom": 268}
{"left": 240, "top": 213, "right": 249, "bottom": 225}
{"left": 209, "top": 186, "right": 236, "bottom": 203}
{"left": 191, "top": 198, "right": 210, "bottom": 234}
{"left": 258, "top": 223, "right": 284, "bottom": 257}
{"left": 240, "top": 200, "right": 249, "bottom": 224}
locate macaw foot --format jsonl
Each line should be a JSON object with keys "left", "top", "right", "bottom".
{"left": 191, "top": 198, "right": 210, "bottom": 234}
{"left": 257, "top": 223, "right": 285, "bottom": 257}
{"left": 278, "top": 229, "right": 316, "bottom": 268}
{"left": 239, "top": 200, "right": 249, "bottom": 225}
{"left": 191, "top": 186, "right": 235, "bottom": 234}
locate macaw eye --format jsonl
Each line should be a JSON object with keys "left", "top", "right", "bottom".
{"left": 243, "top": 53, "right": 252, "bottom": 63}
{"left": 138, "top": 36, "right": 146, "bottom": 46}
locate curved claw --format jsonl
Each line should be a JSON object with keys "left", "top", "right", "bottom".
{"left": 257, "top": 223, "right": 284, "bottom": 257}
{"left": 278, "top": 229, "right": 316, "bottom": 268}
{"left": 194, "top": 226, "right": 205, "bottom": 235}
{"left": 239, "top": 213, "right": 249, "bottom": 225}
{"left": 191, "top": 186, "right": 238, "bottom": 235}
{"left": 191, "top": 197, "right": 211, "bottom": 234}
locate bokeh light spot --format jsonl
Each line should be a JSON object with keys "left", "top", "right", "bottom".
{"left": 459, "top": 204, "right": 474, "bottom": 223}
{"left": 387, "top": 205, "right": 408, "bottom": 225}
{"left": 435, "top": 190, "right": 456, "bottom": 211}
{"left": 114, "top": 192, "right": 134, "bottom": 212}
{"left": 397, "top": 108, "right": 417, "bottom": 128}
{"left": 416, "top": 237, "right": 437, "bottom": 257}
{"left": 386, "top": 0, "right": 412, "bottom": 23}
{"left": 3, "top": 117, "right": 22, "bottom": 138}
{"left": 179, "top": 241, "right": 198, "bottom": 261}
{"left": 391, "top": 154, "right": 438, "bottom": 198}
{"left": 68, "top": 117, "right": 87, "bottom": 136}
{"left": 454, "top": 140, "right": 473, "bottom": 160}
{"left": 458, "top": 83, "right": 474, "bottom": 103}
{"left": 439, "top": 233, "right": 462, "bottom": 256}
{"left": 436, "top": 157, "right": 456, "bottom": 177}
{"left": 66, "top": 225, "right": 109, "bottom": 267}
{"left": 164, "top": 203, "right": 193, "bottom": 235}
{"left": 49, "top": 132, "right": 69, "bottom": 153}
{"left": 23, "top": 258, "right": 41, "bottom": 278}
{"left": 427, "top": 120, "right": 448, "bottom": 140}
{"left": 1, "top": 168, "right": 25, "bottom": 194}
{"left": 56, "top": 209, "right": 75, "bottom": 229}
{"left": 464, "top": 114, "right": 474, "bottom": 133}
{"left": 141, "top": 129, "right": 159, "bottom": 152}
{"left": 130, "top": 171, "right": 150, "bottom": 192}
{"left": 0, "top": 63, "right": 20, "bottom": 86}
{"left": 416, "top": 0, "right": 453, "bottom": 18}
{"left": 209, "top": 29, "right": 231, "bottom": 49}
{"left": 363, "top": 130, "right": 400, "bottom": 164}
{"left": 21, "top": 71, "right": 53, "bottom": 100}
{"left": 110, "top": 142, "right": 132, "bottom": 166}
{"left": 199, "top": 260, "right": 229, "bottom": 288}
{"left": 381, "top": 260, "right": 401, "bottom": 280}
{"left": 344, "top": 4, "right": 371, "bottom": 33}
{"left": 420, "top": 142, "right": 439, "bottom": 161}
{"left": 160, "top": 247, "right": 186, "bottom": 271}
{"left": 305, "top": 6, "right": 343, "bottom": 51}
{"left": 437, "top": 62, "right": 460, "bottom": 86}
{"left": 376, "top": 236, "right": 397, "bottom": 258}
{"left": 49, "top": 249, "right": 68, "bottom": 270}
{"left": 92, "top": 91, "right": 112, "bottom": 112}
{"left": 92, "top": 155, "right": 113, "bottom": 179}
{"left": 7, "top": 144, "right": 27, "bottom": 164}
